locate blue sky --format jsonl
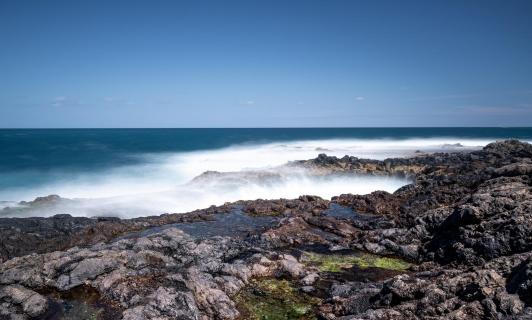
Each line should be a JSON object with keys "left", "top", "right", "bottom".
{"left": 1, "top": 0, "right": 531, "bottom": 127}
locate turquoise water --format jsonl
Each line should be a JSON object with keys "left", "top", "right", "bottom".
{"left": 1, "top": 128, "right": 530, "bottom": 217}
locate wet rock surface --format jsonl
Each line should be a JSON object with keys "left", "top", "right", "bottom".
{"left": 0, "top": 206, "right": 228, "bottom": 263}
{"left": 0, "top": 140, "right": 531, "bottom": 319}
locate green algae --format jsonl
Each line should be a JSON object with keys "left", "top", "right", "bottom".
{"left": 301, "top": 251, "right": 410, "bottom": 272}
{"left": 235, "top": 278, "right": 319, "bottom": 320}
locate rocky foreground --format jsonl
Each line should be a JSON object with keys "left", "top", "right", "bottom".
{"left": 1, "top": 140, "right": 532, "bottom": 320}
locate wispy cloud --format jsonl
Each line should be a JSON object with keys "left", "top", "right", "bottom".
{"left": 49, "top": 96, "right": 84, "bottom": 107}
{"left": 50, "top": 96, "right": 68, "bottom": 107}
{"left": 240, "top": 100, "right": 255, "bottom": 106}
{"left": 355, "top": 96, "right": 365, "bottom": 101}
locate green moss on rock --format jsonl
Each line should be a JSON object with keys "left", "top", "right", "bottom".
{"left": 301, "top": 251, "right": 410, "bottom": 272}
{"left": 235, "top": 278, "right": 318, "bottom": 320}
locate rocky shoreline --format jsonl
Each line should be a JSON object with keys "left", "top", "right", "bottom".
{"left": 1, "top": 140, "right": 531, "bottom": 319}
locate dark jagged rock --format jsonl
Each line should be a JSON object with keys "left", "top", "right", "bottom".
{"left": 239, "top": 195, "right": 329, "bottom": 217}
{"left": 0, "top": 205, "right": 229, "bottom": 263}
{"left": 333, "top": 191, "right": 401, "bottom": 215}
{"left": 1, "top": 140, "right": 531, "bottom": 319}
{"left": 507, "top": 257, "right": 532, "bottom": 306}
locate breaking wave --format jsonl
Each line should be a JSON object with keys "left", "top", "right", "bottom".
{"left": 0, "top": 138, "right": 494, "bottom": 218}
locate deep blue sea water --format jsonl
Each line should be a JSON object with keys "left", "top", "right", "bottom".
{"left": 1, "top": 127, "right": 531, "bottom": 217}
{"left": 2, "top": 128, "right": 531, "bottom": 172}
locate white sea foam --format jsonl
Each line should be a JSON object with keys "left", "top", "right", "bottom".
{"left": 0, "top": 138, "right": 496, "bottom": 218}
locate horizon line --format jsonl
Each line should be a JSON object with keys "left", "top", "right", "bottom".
{"left": 1, "top": 126, "right": 532, "bottom": 130}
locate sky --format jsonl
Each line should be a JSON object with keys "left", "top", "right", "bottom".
{"left": 0, "top": 0, "right": 532, "bottom": 128}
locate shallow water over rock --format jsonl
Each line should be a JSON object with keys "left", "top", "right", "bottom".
{"left": 323, "top": 202, "right": 396, "bottom": 230}
{"left": 324, "top": 203, "right": 388, "bottom": 222}
{"left": 41, "top": 286, "right": 121, "bottom": 320}
{"left": 118, "top": 207, "right": 279, "bottom": 240}
{"left": 322, "top": 203, "right": 356, "bottom": 219}
{"left": 235, "top": 278, "right": 320, "bottom": 320}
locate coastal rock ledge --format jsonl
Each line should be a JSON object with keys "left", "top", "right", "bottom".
{"left": 1, "top": 140, "right": 532, "bottom": 320}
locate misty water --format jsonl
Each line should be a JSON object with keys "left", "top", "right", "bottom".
{"left": 2, "top": 128, "right": 530, "bottom": 218}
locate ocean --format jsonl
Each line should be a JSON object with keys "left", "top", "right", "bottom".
{"left": 1, "top": 128, "right": 531, "bottom": 218}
